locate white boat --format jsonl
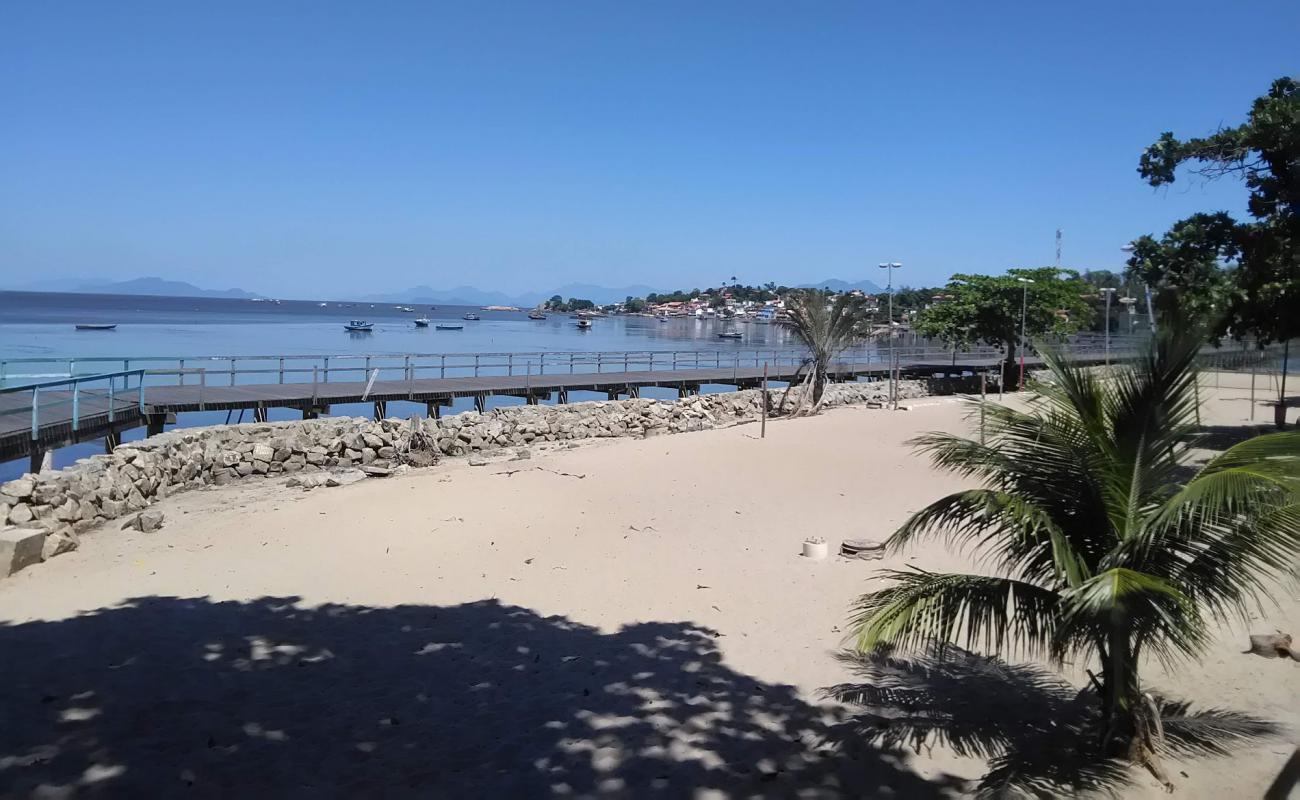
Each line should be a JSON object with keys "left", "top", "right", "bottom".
{"left": 343, "top": 320, "right": 374, "bottom": 332}
{"left": 717, "top": 331, "right": 743, "bottom": 339}
{"left": 463, "top": 313, "right": 481, "bottom": 321}
{"left": 414, "top": 318, "right": 430, "bottom": 327}
{"left": 575, "top": 319, "right": 592, "bottom": 330}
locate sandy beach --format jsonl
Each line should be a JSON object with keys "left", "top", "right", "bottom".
{"left": 1, "top": 375, "right": 1295, "bottom": 798}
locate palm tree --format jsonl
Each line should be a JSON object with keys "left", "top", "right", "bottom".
{"left": 849, "top": 326, "right": 1300, "bottom": 789}
{"left": 781, "top": 290, "right": 870, "bottom": 415}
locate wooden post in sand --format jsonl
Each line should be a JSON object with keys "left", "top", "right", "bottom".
{"left": 1250, "top": 357, "right": 1257, "bottom": 421}
{"left": 980, "top": 371, "right": 987, "bottom": 445}
{"left": 761, "top": 363, "right": 768, "bottom": 439}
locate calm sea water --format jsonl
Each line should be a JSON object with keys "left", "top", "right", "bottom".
{"left": 0, "top": 291, "right": 815, "bottom": 478}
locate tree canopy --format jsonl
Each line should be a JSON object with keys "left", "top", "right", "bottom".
{"left": 1137, "top": 76, "right": 1298, "bottom": 344}
{"left": 914, "top": 268, "right": 1093, "bottom": 379}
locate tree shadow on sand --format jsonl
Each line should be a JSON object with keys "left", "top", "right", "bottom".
{"left": 0, "top": 596, "right": 969, "bottom": 798}
{"left": 822, "top": 646, "right": 1278, "bottom": 798}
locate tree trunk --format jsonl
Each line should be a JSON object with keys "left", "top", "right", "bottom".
{"left": 1099, "top": 621, "right": 1174, "bottom": 791}
{"left": 810, "top": 358, "right": 828, "bottom": 410}
{"left": 1002, "top": 340, "right": 1019, "bottom": 389}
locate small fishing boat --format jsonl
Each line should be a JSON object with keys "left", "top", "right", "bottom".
{"left": 436, "top": 324, "right": 464, "bottom": 331}
{"left": 575, "top": 319, "right": 592, "bottom": 330}
{"left": 398, "top": 306, "right": 415, "bottom": 312}
{"left": 528, "top": 311, "right": 547, "bottom": 320}
{"left": 717, "top": 331, "right": 743, "bottom": 339}
{"left": 75, "top": 323, "right": 117, "bottom": 331}
{"left": 414, "top": 318, "right": 431, "bottom": 327}
{"left": 463, "top": 313, "right": 481, "bottom": 321}
{"left": 344, "top": 320, "right": 374, "bottom": 332}
{"left": 657, "top": 317, "right": 669, "bottom": 323}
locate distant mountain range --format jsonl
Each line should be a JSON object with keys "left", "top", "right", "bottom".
{"left": 7, "top": 277, "right": 261, "bottom": 299}
{"left": 797, "top": 278, "right": 885, "bottom": 294}
{"left": 6, "top": 276, "right": 887, "bottom": 303}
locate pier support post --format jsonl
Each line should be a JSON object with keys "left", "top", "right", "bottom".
{"left": 473, "top": 394, "right": 486, "bottom": 414}
{"left": 302, "top": 407, "right": 318, "bottom": 420}
{"left": 373, "top": 400, "right": 387, "bottom": 420}
{"left": 557, "top": 389, "right": 569, "bottom": 405}
{"left": 146, "top": 414, "right": 166, "bottom": 437}
{"left": 253, "top": 404, "right": 268, "bottom": 423}
{"left": 525, "top": 394, "right": 540, "bottom": 405}
{"left": 30, "top": 447, "right": 51, "bottom": 475}
{"left": 104, "top": 430, "right": 121, "bottom": 453}
{"left": 426, "top": 401, "right": 441, "bottom": 419}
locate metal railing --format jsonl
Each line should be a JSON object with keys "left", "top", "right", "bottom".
{"left": 0, "top": 345, "right": 1013, "bottom": 389}
{"left": 0, "top": 369, "right": 147, "bottom": 440}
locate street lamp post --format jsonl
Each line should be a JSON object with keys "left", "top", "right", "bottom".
{"left": 1016, "top": 277, "right": 1035, "bottom": 390}
{"left": 1100, "top": 287, "right": 1116, "bottom": 366}
{"left": 878, "top": 262, "right": 902, "bottom": 406}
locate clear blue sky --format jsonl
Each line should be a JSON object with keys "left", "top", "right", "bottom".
{"left": 2, "top": 1, "right": 1296, "bottom": 297}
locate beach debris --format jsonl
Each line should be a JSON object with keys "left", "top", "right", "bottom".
{"left": 802, "top": 536, "right": 829, "bottom": 560}
{"left": 696, "top": 584, "right": 710, "bottom": 590}
{"left": 512, "top": 448, "right": 532, "bottom": 461}
{"left": 1244, "top": 632, "right": 1299, "bottom": 660}
{"left": 121, "top": 510, "right": 165, "bottom": 533}
{"left": 840, "top": 539, "right": 886, "bottom": 560}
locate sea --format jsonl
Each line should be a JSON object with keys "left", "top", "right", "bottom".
{"left": 0, "top": 291, "right": 824, "bottom": 478}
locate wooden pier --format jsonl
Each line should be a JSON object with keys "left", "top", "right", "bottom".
{"left": 0, "top": 347, "right": 1017, "bottom": 469}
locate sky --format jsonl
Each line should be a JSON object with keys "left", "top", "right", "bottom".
{"left": 2, "top": 1, "right": 1296, "bottom": 298}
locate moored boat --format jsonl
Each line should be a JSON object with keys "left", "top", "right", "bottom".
{"left": 414, "top": 318, "right": 431, "bottom": 327}
{"left": 74, "top": 324, "right": 117, "bottom": 331}
{"left": 436, "top": 324, "right": 464, "bottom": 331}
{"left": 344, "top": 320, "right": 374, "bottom": 332}
{"left": 717, "top": 331, "right": 743, "bottom": 339}
{"left": 528, "top": 311, "right": 547, "bottom": 320}
{"left": 463, "top": 313, "right": 481, "bottom": 321}
{"left": 575, "top": 319, "right": 592, "bottom": 330}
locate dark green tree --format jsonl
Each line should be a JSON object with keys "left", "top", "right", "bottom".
{"left": 915, "top": 268, "right": 1093, "bottom": 387}
{"left": 1138, "top": 76, "right": 1298, "bottom": 422}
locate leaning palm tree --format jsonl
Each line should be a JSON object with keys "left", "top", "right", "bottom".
{"left": 850, "top": 325, "right": 1300, "bottom": 791}
{"left": 780, "top": 290, "right": 870, "bottom": 415}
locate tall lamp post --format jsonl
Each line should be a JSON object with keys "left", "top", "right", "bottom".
{"left": 878, "top": 262, "right": 902, "bottom": 405}
{"left": 1100, "top": 287, "right": 1116, "bottom": 366}
{"left": 1016, "top": 277, "right": 1035, "bottom": 390}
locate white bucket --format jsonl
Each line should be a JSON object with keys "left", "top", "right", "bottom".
{"left": 802, "top": 539, "right": 829, "bottom": 559}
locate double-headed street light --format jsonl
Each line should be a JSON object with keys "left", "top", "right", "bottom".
{"left": 1016, "top": 277, "right": 1035, "bottom": 390}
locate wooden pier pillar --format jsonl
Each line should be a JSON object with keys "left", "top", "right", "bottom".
{"left": 104, "top": 430, "right": 121, "bottom": 453}
{"left": 473, "top": 394, "right": 486, "bottom": 414}
{"left": 426, "top": 401, "right": 441, "bottom": 419}
{"left": 253, "top": 404, "right": 269, "bottom": 423}
{"left": 373, "top": 400, "right": 387, "bottom": 420}
{"left": 557, "top": 389, "right": 569, "bottom": 405}
{"left": 146, "top": 414, "right": 166, "bottom": 437}
{"left": 525, "top": 394, "right": 540, "bottom": 405}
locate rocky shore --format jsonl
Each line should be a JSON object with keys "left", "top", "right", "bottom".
{"left": 0, "top": 379, "right": 932, "bottom": 577}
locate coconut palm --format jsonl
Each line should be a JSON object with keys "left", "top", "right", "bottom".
{"left": 780, "top": 290, "right": 870, "bottom": 415}
{"left": 849, "top": 325, "right": 1300, "bottom": 790}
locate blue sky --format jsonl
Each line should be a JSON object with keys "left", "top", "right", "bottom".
{"left": 2, "top": 1, "right": 1296, "bottom": 297}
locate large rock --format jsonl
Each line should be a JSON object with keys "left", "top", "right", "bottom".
{"left": 1, "top": 478, "right": 35, "bottom": 500}
{"left": 251, "top": 443, "right": 275, "bottom": 462}
{"left": 8, "top": 504, "right": 34, "bottom": 525}
{"left": 41, "top": 528, "right": 79, "bottom": 559}
{"left": 1, "top": 527, "right": 45, "bottom": 577}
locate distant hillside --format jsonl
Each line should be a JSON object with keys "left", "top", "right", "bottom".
{"left": 11, "top": 277, "right": 261, "bottom": 299}
{"left": 797, "top": 278, "right": 885, "bottom": 294}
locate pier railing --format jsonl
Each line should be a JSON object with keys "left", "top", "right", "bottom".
{"left": 0, "top": 345, "right": 1012, "bottom": 389}
{"left": 3, "top": 335, "right": 1261, "bottom": 393}
{"left": 0, "top": 369, "right": 146, "bottom": 440}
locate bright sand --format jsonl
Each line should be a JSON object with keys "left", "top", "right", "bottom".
{"left": 0, "top": 373, "right": 1295, "bottom": 797}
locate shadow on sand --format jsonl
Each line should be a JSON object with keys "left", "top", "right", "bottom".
{"left": 823, "top": 646, "right": 1278, "bottom": 798}
{"left": 0, "top": 596, "right": 969, "bottom": 798}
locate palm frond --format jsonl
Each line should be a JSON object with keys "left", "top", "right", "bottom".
{"left": 852, "top": 569, "right": 1063, "bottom": 662}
